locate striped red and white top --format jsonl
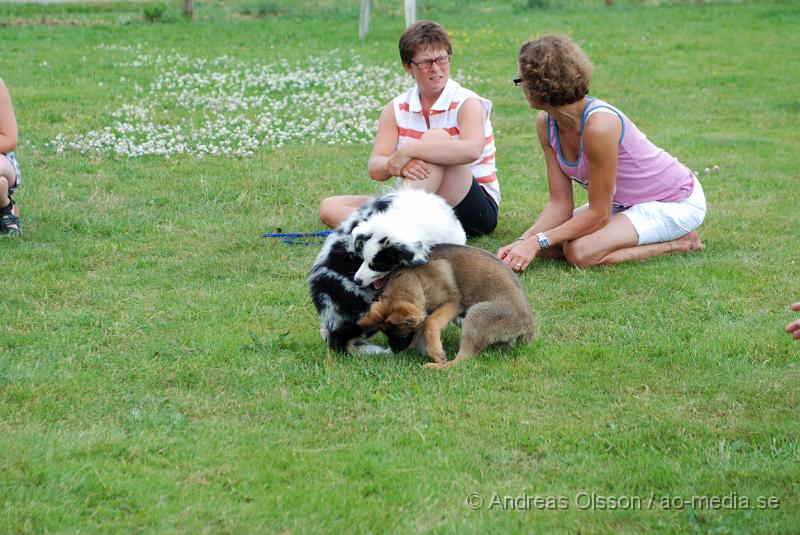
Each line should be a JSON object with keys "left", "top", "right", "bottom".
{"left": 392, "top": 79, "right": 500, "bottom": 206}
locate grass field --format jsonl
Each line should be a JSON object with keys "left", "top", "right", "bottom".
{"left": 1, "top": 0, "right": 799, "bottom": 532}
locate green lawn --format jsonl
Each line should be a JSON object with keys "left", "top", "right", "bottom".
{"left": 1, "top": 0, "right": 798, "bottom": 532}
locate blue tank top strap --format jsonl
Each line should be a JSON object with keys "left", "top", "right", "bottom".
{"left": 546, "top": 112, "right": 552, "bottom": 142}
{"left": 582, "top": 98, "right": 625, "bottom": 144}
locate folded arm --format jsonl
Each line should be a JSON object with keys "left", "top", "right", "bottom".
{"left": 392, "top": 98, "right": 487, "bottom": 169}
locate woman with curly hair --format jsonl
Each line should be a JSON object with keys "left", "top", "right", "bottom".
{"left": 498, "top": 35, "right": 706, "bottom": 272}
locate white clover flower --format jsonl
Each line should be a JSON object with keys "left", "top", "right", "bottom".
{"left": 53, "top": 48, "right": 415, "bottom": 158}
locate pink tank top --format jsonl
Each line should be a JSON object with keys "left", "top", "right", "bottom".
{"left": 548, "top": 98, "right": 694, "bottom": 208}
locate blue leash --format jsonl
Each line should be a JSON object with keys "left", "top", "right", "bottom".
{"left": 262, "top": 230, "right": 332, "bottom": 245}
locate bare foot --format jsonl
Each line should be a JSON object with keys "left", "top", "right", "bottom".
{"left": 674, "top": 231, "right": 705, "bottom": 253}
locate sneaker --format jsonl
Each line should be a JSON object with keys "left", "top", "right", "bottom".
{"left": 0, "top": 199, "right": 21, "bottom": 235}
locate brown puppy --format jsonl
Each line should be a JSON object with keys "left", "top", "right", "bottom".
{"left": 357, "top": 244, "right": 536, "bottom": 369}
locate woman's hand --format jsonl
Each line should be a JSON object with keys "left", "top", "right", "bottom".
{"left": 400, "top": 158, "right": 430, "bottom": 181}
{"left": 387, "top": 146, "right": 413, "bottom": 176}
{"left": 786, "top": 302, "right": 800, "bottom": 340}
{"left": 497, "top": 237, "right": 540, "bottom": 273}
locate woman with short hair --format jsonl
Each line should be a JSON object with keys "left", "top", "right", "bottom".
{"left": 319, "top": 20, "right": 500, "bottom": 238}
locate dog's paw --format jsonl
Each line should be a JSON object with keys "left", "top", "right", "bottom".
{"left": 423, "top": 362, "right": 450, "bottom": 370}
{"left": 427, "top": 347, "right": 447, "bottom": 363}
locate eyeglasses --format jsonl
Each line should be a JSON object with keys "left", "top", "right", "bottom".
{"left": 513, "top": 76, "right": 523, "bottom": 86}
{"left": 410, "top": 55, "right": 451, "bottom": 70}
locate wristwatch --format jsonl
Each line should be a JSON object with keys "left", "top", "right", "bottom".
{"left": 536, "top": 232, "right": 551, "bottom": 250}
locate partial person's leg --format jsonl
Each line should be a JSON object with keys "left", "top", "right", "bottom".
{"left": 563, "top": 213, "right": 703, "bottom": 267}
{"left": 400, "top": 162, "right": 472, "bottom": 206}
{"left": 0, "top": 176, "right": 9, "bottom": 210}
{"left": 451, "top": 178, "right": 498, "bottom": 237}
{"left": 400, "top": 161, "right": 443, "bottom": 193}
{"left": 318, "top": 195, "right": 373, "bottom": 228}
{"left": 598, "top": 231, "right": 703, "bottom": 265}
{"left": 0, "top": 155, "right": 15, "bottom": 209}
{"left": 400, "top": 129, "right": 472, "bottom": 207}
{"left": 0, "top": 156, "right": 20, "bottom": 234}
{"left": 436, "top": 164, "right": 474, "bottom": 207}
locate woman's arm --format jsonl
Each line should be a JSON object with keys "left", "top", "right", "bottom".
{"left": 532, "top": 112, "right": 621, "bottom": 246}
{"left": 516, "top": 112, "right": 575, "bottom": 238}
{"left": 498, "top": 111, "right": 620, "bottom": 269}
{"left": 498, "top": 112, "right": 573, "bottom": 263}
{"left": 0, "top": 80, "right": 19, "bottom": 154}
{"left": 367, "top": 103, "right": 401, "bottom": 181}
{"left": 387, "top": 98, "right": 487, "bottom": 174}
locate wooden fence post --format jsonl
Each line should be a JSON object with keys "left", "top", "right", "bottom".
{"left": 360, "top": 0, "right": 416, "bottom": 39}
{"left": 359, "top": 0, "right": 371, "bottom": 39}
{"left": 404, "top": 0, "right": 416, "bottom": 27}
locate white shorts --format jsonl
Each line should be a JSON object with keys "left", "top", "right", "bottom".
{"left": 617, "top": 178, "right": 707, "bottom": 245}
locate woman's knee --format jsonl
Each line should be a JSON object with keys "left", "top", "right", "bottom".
{"left": 0, "top": 159, "right": 15, "bottom": 191}
{"left": 318, "top": 196, "right": 340, "bottom": 226}
{"left": 563, "top": 240, "right": 600, "bottom": 268}
{"left": 420, "top": 128, "right": 453, "bottom": 142}
{"left": 319, "top": 195, "right": 371, "bottom": 227}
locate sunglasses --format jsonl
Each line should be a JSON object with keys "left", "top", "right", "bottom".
{"left": 513, "top": 76, "right": 523, "bottom": 86}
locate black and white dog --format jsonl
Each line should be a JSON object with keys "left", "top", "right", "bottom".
{"left": 308, "top": 189, "right": 466, "bottom": 354}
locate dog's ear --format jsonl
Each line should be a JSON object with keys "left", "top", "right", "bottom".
{"left": 357, "top": 300, "right": 388, "bottom": 329}
{"left": 386, "top": 301, "right": 425, "bottom": 328}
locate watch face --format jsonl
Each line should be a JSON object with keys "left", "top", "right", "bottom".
{"left": 538, "top": 233, "right": 550, "bottom": 249}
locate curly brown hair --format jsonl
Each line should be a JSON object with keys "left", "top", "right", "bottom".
{"left": 518, "top": 35, "right": 594, "bottom": 107}
{"left": 399, "top": 20, "right": 452, "bottom": 67}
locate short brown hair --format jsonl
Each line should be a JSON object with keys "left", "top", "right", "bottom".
{"left": 399, "top": 20, "right": 452, "bottom": 66}
{"left": 518, "top": 34, "right": 593, "bottom": 107}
